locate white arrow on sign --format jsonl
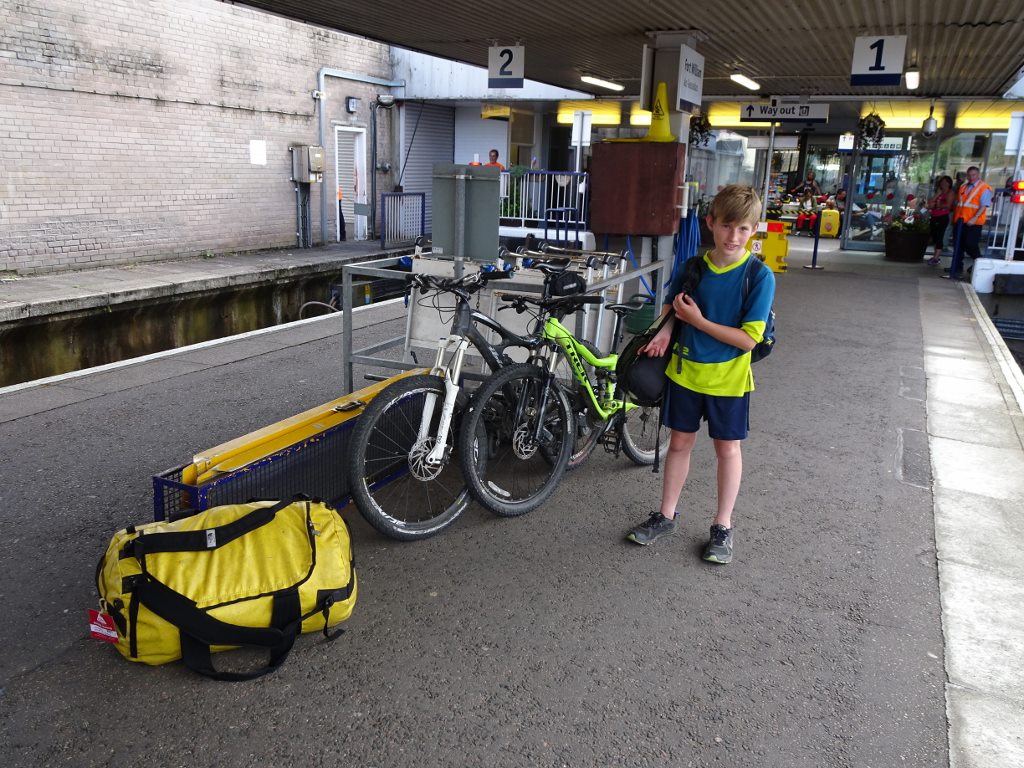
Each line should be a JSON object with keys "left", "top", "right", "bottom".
{"left": 740, "top": 103, "right": 830, "bottom": 123}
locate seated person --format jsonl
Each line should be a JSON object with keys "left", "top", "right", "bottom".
{"left": 794, "top": 190, "right": 819, "bottom": 234}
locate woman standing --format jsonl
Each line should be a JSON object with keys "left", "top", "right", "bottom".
{"left": 925, "top": 176, "right": 955, "bottom": 266}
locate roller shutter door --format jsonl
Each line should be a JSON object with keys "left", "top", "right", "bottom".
{"left": 400, "top": 103, "right": 455, "bottom": 233}
{"left": 336, "top": 131, "right": 356, "bottom": 240}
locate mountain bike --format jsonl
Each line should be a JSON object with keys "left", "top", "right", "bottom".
{"left": 456, "top": 291, "right": 669, "bottom": 517}
{"left": 346, "top": 263, "right": 588, "bottom": 541}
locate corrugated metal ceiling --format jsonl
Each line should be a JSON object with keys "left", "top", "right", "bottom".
{"left": 235, "top": 0, "right": 1024, "bottom": 99}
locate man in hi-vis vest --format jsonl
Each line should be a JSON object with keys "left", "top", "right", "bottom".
{"left": 949, "top": 165, "right": 993, "bottom": 278}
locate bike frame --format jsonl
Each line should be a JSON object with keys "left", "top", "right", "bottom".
{"left": 417, "top": 296, "right": 541, "bottom": 466}
{"left": 541, "top": 316, "right": 636, "bottom": 422}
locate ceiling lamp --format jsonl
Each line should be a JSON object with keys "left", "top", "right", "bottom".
{"left": 905, "top": 64, "right": 920, "bottom": 90}
{"left": 580, "top": 75, "right": 624, "bottom": 92}
{"left": 730, "top": 72, "right": 760, "bottom": 91}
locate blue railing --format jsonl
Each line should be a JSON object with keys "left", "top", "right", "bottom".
{"left": 380, "top": 192, "right": 426, "bottom": 249}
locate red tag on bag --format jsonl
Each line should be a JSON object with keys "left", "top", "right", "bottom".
{"left": 88, "top": 609, "right": 119, "bottom": 643}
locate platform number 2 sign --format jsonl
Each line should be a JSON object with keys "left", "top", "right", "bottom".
{"left": 850, "top": 35, "right": 906, "bottom": 86}
{"left": 488, "top": 45, "right": 525, "bottom": 89}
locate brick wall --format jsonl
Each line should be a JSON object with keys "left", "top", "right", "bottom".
{"left": 0, "top": 0, "right": 396, "bottom": 273}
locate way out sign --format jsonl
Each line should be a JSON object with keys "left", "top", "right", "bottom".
{"left": 740, "top": 103, "right": 829, "bottom": 123}
{"left": 850, "top": 35, "right": 906, "bottom": 86}
{"left": 488, "top": 45, "right": 524, "bottom": 88}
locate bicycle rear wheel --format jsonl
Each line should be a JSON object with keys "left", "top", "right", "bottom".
{"left": 458, "top": 363, "right": 574, "bottom": 517}
{"left": 620, "top": 402, "right": 670, "bottom": 465}
{"left": 347, "top": 374, "right": 469, "bottom": 540}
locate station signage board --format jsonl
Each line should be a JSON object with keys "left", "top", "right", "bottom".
{"left": 488, "top": 45, "right": 524, "bottom": 88}
{"left": 739, "top": 103, "right": 829, "bottom": 123}
{"left": 850, "top": 35, "right": 906, "bottom": 86}
{"left": 676, "top": 44, "right": 704, "bottom": 114}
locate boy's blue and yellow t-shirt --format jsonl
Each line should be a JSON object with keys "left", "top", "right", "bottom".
{"left": 664, "top": 251, "right": 776, "bottom": 397}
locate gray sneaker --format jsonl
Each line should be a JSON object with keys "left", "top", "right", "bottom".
{"left": 627, "top": 513, "right": 678, "bottom": 545}
{"left": 702, "top": 524, "right": 733, "bottom": 564}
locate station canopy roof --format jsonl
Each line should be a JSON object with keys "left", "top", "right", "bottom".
{"left": 239, "top": 0, "right": 1024, "bottom": 101}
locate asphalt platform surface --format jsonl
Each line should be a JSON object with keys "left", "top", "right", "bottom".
{"left": 1, "top": 239, "right": 1022, "bottom": 767}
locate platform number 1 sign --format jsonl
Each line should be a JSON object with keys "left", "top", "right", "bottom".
{"left": 489, "top": 45, "right": 524, "bottom": 89}
{"left": 850, "top": 35, "right": 906, "bottom": 86}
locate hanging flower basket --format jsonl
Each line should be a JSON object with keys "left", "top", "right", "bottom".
{"left": 857, "top": 112, "right": 886, "bottom": 149}
{"left": 689, "top": 113, "right": 712, "bottom": 147}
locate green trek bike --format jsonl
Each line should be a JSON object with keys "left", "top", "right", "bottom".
{"left": 457, "top": 287, "right": 669, "bottom": 516}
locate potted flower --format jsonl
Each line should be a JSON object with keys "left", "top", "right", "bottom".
{"left": 883, "top": 201, "right": 931, "bottom": 262}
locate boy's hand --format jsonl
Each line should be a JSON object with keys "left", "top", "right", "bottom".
{"left": 639, "top": 325, "right": 673, "bottom": 357}
{"left": 673, "top": 292, "right": 703, "bottom": 326}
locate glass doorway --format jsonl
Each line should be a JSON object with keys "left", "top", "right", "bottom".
{"left": 841, "top": 142, "right": 910, "bottom": 251}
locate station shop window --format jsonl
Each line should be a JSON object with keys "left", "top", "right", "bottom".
{"left": 804, "top": 146, "right": 843, "bottom": 195}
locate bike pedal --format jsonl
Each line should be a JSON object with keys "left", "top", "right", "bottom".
{"left": 599, "top": 430, "right": 621, "bottom": 455}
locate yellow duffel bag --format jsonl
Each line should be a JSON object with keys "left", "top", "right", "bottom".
{"left": 95, "top": 497, "right": 356, "bottom": 680}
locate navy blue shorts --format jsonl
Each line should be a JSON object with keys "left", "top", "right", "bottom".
{"left": 662, "top": 382, "right": 750, "bottom": 440}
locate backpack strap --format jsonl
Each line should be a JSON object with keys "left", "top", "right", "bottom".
{"left": 739, "top": 255, "right": 766, "bottom": 319}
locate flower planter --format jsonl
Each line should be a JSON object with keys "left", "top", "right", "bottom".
{"left": 884, "top": 229, "right": 930, "bottom": 262}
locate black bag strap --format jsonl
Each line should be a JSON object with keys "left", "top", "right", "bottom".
{"left": 179, "top": 590, "right": 302, "bottom": 682}
{"left": 126, "top": 499, "right": 294, "bottom": 558}
{"left": 737, "top": 255, "right": 767, "bottom": 322}
{"left": 134, "top": 575, "right": 301, "bottom": 682}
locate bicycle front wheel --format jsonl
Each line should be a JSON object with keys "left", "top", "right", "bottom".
{"left": 458, "top": 363, "right": 574, "bottom": 517}
{"left": 620, "top": 402, "right": 670, "bottom": 465}
{"left": 347, "top": 375, "right": 469, "bottom": 540}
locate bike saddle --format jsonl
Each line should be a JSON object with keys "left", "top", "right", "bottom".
{"left": 529, "top": 259, "right": 570, "bottom": 275}
{"left": 605, "top": 300, "right": 647, "bottom": 315}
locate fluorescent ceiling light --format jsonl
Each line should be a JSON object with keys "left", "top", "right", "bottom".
{"left": 630, "top": 102, "right": 651, "bottom": 126}
{"left": 580, "top": 75, "right": 624, "bottom": 92}
{"left": 557, "top": 100, "right": 622, "bottom": 125}
{"left": 730, "top": 73, "right": 760, "bottom": 91}
{"left": 905, "top": 67, "right": 920, "bottom": 90}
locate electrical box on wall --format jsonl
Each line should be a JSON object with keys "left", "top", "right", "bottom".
{"left": 590, "top": 142, "right": 685, "bottom": 235}
{"left": 290, "top": 145, "right": 325, "bottom": 183}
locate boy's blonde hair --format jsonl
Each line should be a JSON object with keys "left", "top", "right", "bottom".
{"left": 708, "top": 184, "right": 762, "bottom": 225}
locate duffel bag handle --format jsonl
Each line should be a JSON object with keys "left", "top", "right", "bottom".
{"left": 128, "top": 498, "right": 294, "bottom": 558}
{"left": 135, "top": 575, "right": 301, "bottom": 682}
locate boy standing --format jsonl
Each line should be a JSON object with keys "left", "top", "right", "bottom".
{"left": 627, "top": 185, "right": 775, "bottom": 564}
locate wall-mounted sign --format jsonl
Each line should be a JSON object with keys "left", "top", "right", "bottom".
{"left": 838, "top": 133, "right": 855, "bottom": 151}
{"left": 739, "top": 103, "right": 829, "bottom": 123}
{"left": 839, "top": 136, "right": 906, "bottom": 153}
{"left": 488, "top": 45, "right": 524, "bottom": 88}
{"left": 850, "top": 35, "right": 906, "bottom": 86}
{"left": 676, "top": 44, "right": 704, "bottom": 114}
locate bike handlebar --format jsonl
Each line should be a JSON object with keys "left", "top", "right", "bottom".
{"left": 499, "top": 292, "right": 604, "bottom": 314}
{"left": 406, "top": 268, "right": 515, "bottom": 300}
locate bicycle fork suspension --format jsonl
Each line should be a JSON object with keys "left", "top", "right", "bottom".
{"left": 419, "top": 336, "right": 470, "bottom": 466}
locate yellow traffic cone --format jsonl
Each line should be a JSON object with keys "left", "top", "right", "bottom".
{"left": 645, "top": 81, "right": 676, "bottom": 142}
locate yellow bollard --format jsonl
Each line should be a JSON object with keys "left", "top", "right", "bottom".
{"left": 746, "top": 221, "right": 789, "bottom": 273}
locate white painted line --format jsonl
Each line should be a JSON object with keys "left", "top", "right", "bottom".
{"left": 0, "top": 297, "right": 405, "bottom": 395}
{"left": 962, "top": 284, "right": 1024, "bottom": 415}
